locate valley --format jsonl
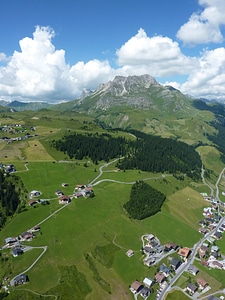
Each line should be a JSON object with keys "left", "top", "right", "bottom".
{"left": 0, "top": 75, "right": 225, "bottom": 299}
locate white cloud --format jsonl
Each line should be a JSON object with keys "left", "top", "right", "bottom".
{"left": 179, "top": 47, "right": 225, "bottom": 100}
{"left": 0, "top": 25, "right": 225, "bottom": 103}
{"left": 116, "top": 28, "right": 197, "bottom": 77}
{"left": 177, "top": 0, "right": 225, "bottom": 45}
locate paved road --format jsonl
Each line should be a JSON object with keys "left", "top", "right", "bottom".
{"left": 10, "top": 246, "right": 47, "bottom": 286}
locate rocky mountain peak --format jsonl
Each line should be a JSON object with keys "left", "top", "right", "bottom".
{"left": 97, "top": 74, "right": 160, "bottom": 96}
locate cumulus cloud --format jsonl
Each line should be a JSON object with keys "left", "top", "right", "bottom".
{"left": 0, "top": 24, "right": 225, "bottom": 103}
{"left": 0, "top": 26, "right": 115, "bottom": 103}
{"left": 116, "top": 28, "right": 197, "bottom": 77}
{"left": 177, "top": 0, "right": 225, "bottom": 45}
{"left": 179, "top": 47, "right": 225, "bottom": 100}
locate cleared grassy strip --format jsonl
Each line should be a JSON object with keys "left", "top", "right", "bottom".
{"left": 166, "top": 186, "right": 206, "bottom": 230}
{"left": 23, "top": 140, "right": 54, "bottom": 161}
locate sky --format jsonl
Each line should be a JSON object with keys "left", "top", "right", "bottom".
{"left": 1, "top": 0, "right": 225, "bottom": 103}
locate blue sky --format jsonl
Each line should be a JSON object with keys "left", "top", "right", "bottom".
{"left": 0, "top": 0, "right": 225, "bottom": 103}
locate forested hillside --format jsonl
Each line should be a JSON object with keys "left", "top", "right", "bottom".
{"left": 117, "top": 130, "right": 202, "bottom": 179}
{"left": 0, "top": 171, "right": 25, "bottom": 228}
{"left": 51, "top": 130, "right": 202, "bottom": 179}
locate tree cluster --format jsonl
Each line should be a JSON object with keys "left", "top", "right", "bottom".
{"left": 51, "top": 132, "right": 128, "bottom": 163}
{"left": 0, "top": 171, "right": 22, "bottom": 228}
{"left": 51, "top": 129, "right": 202, "bottom": 179}
{"left": 124, "top": 180, "right": 166, "bottom": 220}
{"left": 117, "top": 130, "right": 202, "bottom": 180}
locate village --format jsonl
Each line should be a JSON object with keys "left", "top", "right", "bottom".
{"left": 127, "top": 192, "right": 225, "bottom": 300}
{"left": 0, "top": 180, "right": 94, "bottom": 289}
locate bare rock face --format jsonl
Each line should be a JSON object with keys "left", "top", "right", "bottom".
{"left": 75, "top": 74, "right": 190, "bottom": 113}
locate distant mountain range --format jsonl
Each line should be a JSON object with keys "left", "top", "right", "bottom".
{"left": 1, "top": 75, "right": 225, "bottom": 143}
{"left": 0, "top": 100, "right": 52, "bottom": 111}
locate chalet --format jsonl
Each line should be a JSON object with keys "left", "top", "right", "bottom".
{"left": 200, "top": 260, "right": 209, "bottom": 268}
{"left": 55, "top": 190, "right": 64, "bottom": 197}
{"left": 143, "top": 277, "right": 154, "bottom": 288}
{"left": 187, "top": 264, "right": 199, "bottom": 276}
{"left": 211, "top": 251, "right": 219, "bottom": 259}
{"left": 199, "top": 220, "right": 206, "bottom": 227}
{"left": 12, "top": 247, "right": 23, "bottom": 257}
{"left": 14, "top": 274, "right": 29, "bottom": 285}
{"left": 178, "top": 247, "right": 191, "bottom": 260}
{"left": 170, "top": 257, "right": 181, "bottom": 270}
{"left": 198, "top": 228, "right": 208, "bottom": 235}
{"left": 213, "top": 231, "right": 222, "bottom": 240}
{"left": 159, "top": 264, "right": 171, "bottom": 276}
{"left": 197, "top": 278, "right": 208, "bottom": 290}
{"left": 211, "top": 260, "right": 223, "bottom": 269}
{"left": 198, "top": 245, "right": 210, "bottom": 258}
{"left": 207, "top": 236, "right": 215, "bottom": 244}
{"left": 28, "top": 200, "right": 39, "bottom": 206}
{"left": 140, "top": 286, "right": 151, "bottom": 298}
{"left": 186, "top": 282, "right": 197, "bottom": 295}
{"left": 75, "top": 184, "right": 86, "bottom": 190}
{"left": 29, "top": 190, "right": 41, "bottom": 198}
{"left": 164, "top": 243, "right": 178, "bottom": 251}
{"left": 144, "top": 234, "right": 155, "bottom": 241}
{"left": 58, "top": 195, "right": 71, "bottom": 204}
{"left": 126, "top": 249, "right": 134, "bottom": 257}
{"left": 155, "top": 272, "right": 165, "bottom": 284}
{"left": 30, "top": 225, "right": 40, "bottom": 232}
{"left": 130, "top": 280, "right": 143, "bottom": 294}
{"left": 20, "top": 231, "right": 33, "bottom": 241}
{"left": 211, "top": 245, "right": 219, "bottom": 252}
{"left": 5, "top": 237, "right": 17, "bottom": 245}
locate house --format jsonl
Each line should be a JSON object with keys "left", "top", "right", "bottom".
{"left": 143, "top": 277, "right": 154, "bottom": 288}
{"left": 187, "top": 264, "right": 199, "bottom": 276}
{"left": 28, "top": 199, "right": 39, "bottom": 206}
{"left": 155, "top": 272, "right": 165, "bottom": 284}
{"left": 207, "top": 236, "right": 215, "bottom": 244}
{"left": 159, "top": 264, "right": 171, "bottom": 276}
{"left": 55, "top": 190, "right": 64, "bottom": 197}
{"left": 126, "top": 249, "right": 134, "bottom": 257}
{"left": 29, "top": 190, "right": 41, "bottom": 198}
{"left": 20, "top": 231, "right": 33, "bottom": 241}
{"left": 211, "top": 260, "right": 223, "bottom": 269}
{"left": 140, "top": 286, "right": 151, "bottom": 298}
{"left": 58, "top": 195, "right": 71, "bottom": 204}
{"left": 186, "top": 282, "right": 197, "bottom": 295}
{"left": 130, "top": 280, "right": 143, "bottom": 294}
{"left": 14, "top": 274, "right": 29, "bottom": 285}
{"left": 145, "top": 234, "right": 155, "bottom": 241}
{"left": 12, "top": 247, "right": 23, "bottom": 257}
{"left": 211, "top": 245, "right": 219, "bottom": 252}
{"left": 178, "top": 247, "right": 191, "bottom": 259}
{"left": 200, "top": 260, "right": 209, "bottom": 268}
{"left": 5, "top": 237, "right": 17, "bottom": 245}
{"left": 170, "top": 257, "right": 181, "bottom": 270}
{"left": 198, "top": 245, "right": 210, "bottom": 258}
{"left": 164, "top": 243, "right": 178, "bottom": 251}
{"left": 197, "top": 278, "right": 208, "bottom": 290}
{"left": 213, "top": 231, "right": 222, "bottom": 240}
{"left": 198, "top": 228, "right": 208, "bottom": 235}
